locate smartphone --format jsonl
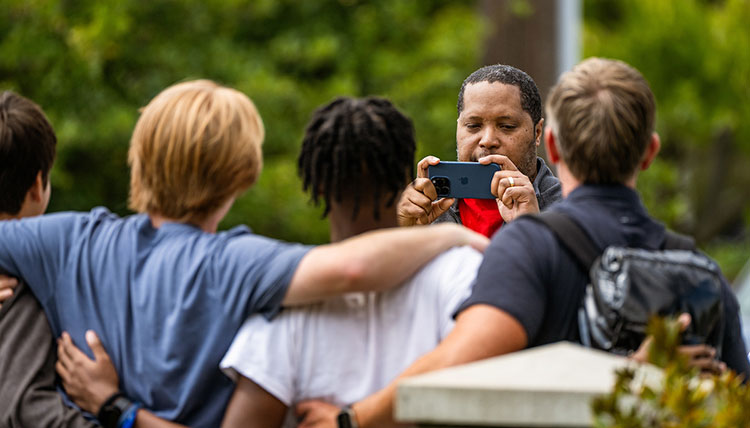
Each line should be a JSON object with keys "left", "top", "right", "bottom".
{"left": 428, "top": 161, "right": 500, "bottom": 199}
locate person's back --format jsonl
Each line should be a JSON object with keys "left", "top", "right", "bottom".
{"left": 219, "top": 97, "right": 483, "bottom": 427}
{"left": 223, "top": 246, "right": 480, "bottom": 427}
{"left": 6, "top": 208, "right": 308, "bottom": 425}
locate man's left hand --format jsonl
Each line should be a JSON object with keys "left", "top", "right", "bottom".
{"left": 478, "top": 155, "right": 540, "bottom": 222}
{"left": 296, "top": 400, "right": 340, "bottom": 428}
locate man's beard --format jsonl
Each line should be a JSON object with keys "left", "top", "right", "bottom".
{"left": 459, "top": 139, "right": 538, "bottom": 179}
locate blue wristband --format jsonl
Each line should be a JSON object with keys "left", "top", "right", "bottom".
{"left": 117, "top": 402, "right": 140, "bottom": 428}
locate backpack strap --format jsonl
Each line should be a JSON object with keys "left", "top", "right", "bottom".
{"left": 662, "top": 230, "right": 696, "bottom": 251}
{"left": 529, "top": 212, "right": 600, "bottom": 270}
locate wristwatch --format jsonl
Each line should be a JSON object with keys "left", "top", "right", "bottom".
{"left": 336, "top": 405, "right": 359, "bottom": 428}
{"left": 97, "top": 392, "right": 133, "bottom": 428}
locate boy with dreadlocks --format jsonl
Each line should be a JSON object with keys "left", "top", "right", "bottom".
{"left": 211, "top": 96, "right": 483, "bottom": 427}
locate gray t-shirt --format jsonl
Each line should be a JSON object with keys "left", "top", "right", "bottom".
{"left": 0, "top": 283, "right": 96, "bottom": 427}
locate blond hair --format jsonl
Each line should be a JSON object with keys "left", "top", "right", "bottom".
{"left": 546, "top": 58, "right": 655, "bottom": 184}
{"left": 128, "top": 80, "right": 264, "bottom": 222}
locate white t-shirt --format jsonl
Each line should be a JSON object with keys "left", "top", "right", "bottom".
{"left": 220, "top": 246, "right": 482, "bottom": 426}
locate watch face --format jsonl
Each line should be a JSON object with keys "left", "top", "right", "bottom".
{"left": 99, "top": 396, "right": 131, "bottom": 428}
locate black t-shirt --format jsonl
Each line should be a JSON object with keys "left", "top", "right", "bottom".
{"left": 457, "top": 184, "right": 750, "bottom": 376}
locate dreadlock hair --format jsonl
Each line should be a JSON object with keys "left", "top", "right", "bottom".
{"left": 298, "top": 97, "right": 415, "bottom": 221}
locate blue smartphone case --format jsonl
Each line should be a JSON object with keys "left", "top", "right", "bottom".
{"left": 428, "top": 161, "right": 500, "bottom": 199}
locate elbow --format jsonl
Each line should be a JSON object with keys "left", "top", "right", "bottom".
{"left": 335, "top": 257, "right": 370, "bottom": 293}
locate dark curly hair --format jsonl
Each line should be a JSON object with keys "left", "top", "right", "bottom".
{"left": 298, "top": 97, "right": 415, "bottom": 220}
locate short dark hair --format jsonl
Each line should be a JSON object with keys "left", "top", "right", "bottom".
{"left": 298, "top": 97, "right": 415, "bottom": 220}
{"left": 0, "top": 91, "right": 57, "bottom": 215}
{"left": 457, "top": 64, "right": 542, "bottom": 125}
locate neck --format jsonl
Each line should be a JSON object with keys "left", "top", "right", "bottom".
{"left": 149, "top": 214, "right": 221, "bottom": 234}
{"left": 557, "top": 161, "right": 638, "bottom": 198}
{"left": 328, "top": 204, "right": 398, "bottom": 242}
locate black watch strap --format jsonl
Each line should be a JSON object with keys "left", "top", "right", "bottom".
{"left": 97, "top": 392, "right": 133, "bottom": 428}
{"left": 336, "top": 406, "right": 359, "bottom": 428}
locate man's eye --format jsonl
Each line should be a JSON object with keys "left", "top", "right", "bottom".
{"left": 466, "top": 123, "right": 481, "bottom": 129}
{"left": 499, "top": 124, "right": 517, "bottom": 130}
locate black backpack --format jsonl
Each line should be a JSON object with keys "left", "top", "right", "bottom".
{"left": 531, "top": 211, "right": 724, "bottom": 356}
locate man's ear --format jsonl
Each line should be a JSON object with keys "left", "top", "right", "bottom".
{"left": 534, "top": 118, "right": 544, "bottom": 147}
{"left": 544, "top": 127, "right": 561, "bottom": 165}
{"left": 639, "top": 133, "right": 661, "bottom": 171}
{"left": 27, "top": 171, "right": 45, "bottom": 202}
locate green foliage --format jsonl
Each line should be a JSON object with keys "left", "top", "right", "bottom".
{"left": 583, "top": 0, "right": 750, "bottom": 254}
{"left": 592, "top": 317, "right": 750, "bottom": 427}
{"left": 0, "top": 0, "right": 484, "bottom": 243}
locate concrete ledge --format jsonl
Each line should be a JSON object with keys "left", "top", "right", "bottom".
{"left": 395, "top": 342, "right": 636, "bottom": 427}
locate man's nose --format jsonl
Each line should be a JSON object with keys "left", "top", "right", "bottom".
{"left": 478, "top": 127, "right": 500, "bottom": 151}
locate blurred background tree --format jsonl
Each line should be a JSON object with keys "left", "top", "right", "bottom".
{"left": 1, "top": 0, "right": 748, "bottom": 277}
{"left": 0, "top": 0, "right": 484, "bottom": 244}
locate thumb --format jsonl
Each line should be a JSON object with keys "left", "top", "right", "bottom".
{"left": 677, "top": 313, "right": 692, "bottom": 333}
{"left": 86, "top": 330, "right": 108, "bottom": 361}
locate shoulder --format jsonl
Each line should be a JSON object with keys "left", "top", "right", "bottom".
{"left": 489, "top": 214, "right": 559, "bottom": 258}
{"left": 533, "top": 157, "right": 562, "bottom": 210}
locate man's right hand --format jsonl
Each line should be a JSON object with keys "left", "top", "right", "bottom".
{"left": 0, "top": 274, "right": 18, "bottom": 309}
{"left": 397, "top": 156, "right": 455, "bottom": 226}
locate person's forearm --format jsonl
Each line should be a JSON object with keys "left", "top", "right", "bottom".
{"left": 353, "top": 305, "right": 527, "bottom": 427}
{"left": 284, "top": 224, "right": 486, "bottom": 305}
{"left": 353, "top": 335, "right": 461, "bottom": 427}
{"left": 136, "top": 409, "right": 187, "bottom": 428}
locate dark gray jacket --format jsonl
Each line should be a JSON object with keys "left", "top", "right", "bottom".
{"left": 0, "top": 283, "right": 96, "bottom": 428}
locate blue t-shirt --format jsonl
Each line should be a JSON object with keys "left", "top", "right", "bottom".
{"left": 458, "top": 185, "right": 750, "bottom": 376}
{"left": 0, "top": 207, "right": 311, "bottom": 427}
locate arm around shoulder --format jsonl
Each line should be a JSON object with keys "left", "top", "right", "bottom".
{"left": 299, "top": 304, "right": 527, "bottom": 428}
{"left": 282, "top": 224, "right": 488, "bottom": 305}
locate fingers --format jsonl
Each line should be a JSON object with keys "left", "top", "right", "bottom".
{"left": 0, "top": 274, "right": 18, "bottom": 290}
{"left": 491, "top": 171, "right": 533, "bottom": 200}
{"left": 412, "top": 178, "right": 438, "bottom": 201}
{"left": 416, "top": 156, "right": 441, "bottom": 178}
{"left": 295, "top": 401, "right": 314, "bottom": 418}
{"left": 398, "top": 179, "right": 442, "bottom": 226}
{"left": 0, "top": 275, "right": 19, "bottom": 305}
{"left": 63, "top": 331, "right": 91, "bottom": 362}
{"left": 677, "top": 344, "right": 727, "bottom": 374}
{"left": 677, "top": 313, "right": 692, "bottom": 332}
{"left": 478, "top": 154, "right": 518, "bottom": 171}
{"left": 86, "top": 330, "right": 110, "bottom": 362}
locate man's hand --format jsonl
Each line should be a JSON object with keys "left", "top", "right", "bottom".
{"left": 630, "top": 313, "right": 727, "bottom": 375}
{"left": 56, "top": 330, "right": 119, "bottom": 414}
{"left": 397, "top": 156, "right": 455, "bottom": 226}
{"left": 479, "top": 155, "right": 539, "bottom": 222}
{"left": 0, "top": 274, "right": 18, "bottom": 308}
{"left": 295, "top": 400, "right": 341, "bottom": 428}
